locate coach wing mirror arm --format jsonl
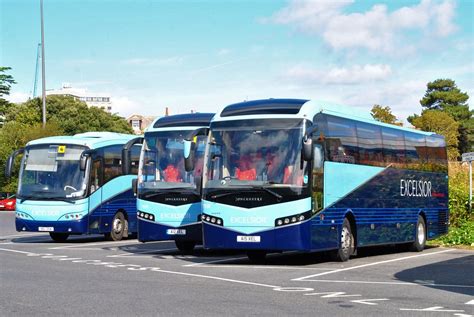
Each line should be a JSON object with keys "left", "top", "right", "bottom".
{"left": 5, "top": 148, "right": 24, "bottom": 179}
{"left": 80, "top": 149, "right": 94, "bottom": 171}
{"left": 302, "top": 124, "right": 318, "bottom": 161}
{"left": 184, "top": 127, "right": 210, "bottom": 172}
{"left": 122, "top": 137, "right": 144, "bottom": 175}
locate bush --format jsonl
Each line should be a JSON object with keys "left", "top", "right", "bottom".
{"left": 436, "top": 220, "right": 474, "bottom": 246}
{"left": 448, "top": 162, "right": 471, "bottom": 227}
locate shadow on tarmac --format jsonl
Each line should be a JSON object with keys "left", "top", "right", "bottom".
{"left": 394, "top": 253, "right": 474, "bottom": 296}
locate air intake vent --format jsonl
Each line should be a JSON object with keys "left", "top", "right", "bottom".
{"left": 437, "top": 210, "right": 448, "bottom": 234}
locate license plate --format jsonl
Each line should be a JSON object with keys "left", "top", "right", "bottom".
{"left": 38, "top": 227, "right": 54, "bottom": 232}
{"left": 237, "top": 235, "right": 261, "bottom": 243}
{"left": 166, "top": 229, "right": 186, "bottom": 235}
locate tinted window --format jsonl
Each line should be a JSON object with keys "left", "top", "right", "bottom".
{"left": 103, "top": 145, "right": 122, "bottom": 183}
{"left": 130, "top": 144, "right": 141, "bottom": 175}
{"left": 382, "top": 128, "right": 405, "bottom": 167}
{"left": 426, "top": 136, "right": 448, "bottom": 172}
{"left": 325, "top": 116, "right": 358, "bottom": 164}
{"left": 404, "top": 132, "right": 426, "bottom": 170}
{"left": 356, "top": 123, "right": 383, "bottom": 166}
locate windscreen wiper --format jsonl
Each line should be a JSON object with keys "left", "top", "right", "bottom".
{"left": 250, "top": 186, "right": 283, "bottom": 200}
{"left": 142, "top": 189, "right": 198, "bottom": 199}
{"left": 48, "top": 197, "right": 76, "bottom": 204}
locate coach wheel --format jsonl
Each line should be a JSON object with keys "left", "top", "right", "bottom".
{"left": 247, "top": 250, "right": 267, "bottom": 263}
{"left": 332, "top": 218, "right": 355, "bottom": 262}
{"left": 175, "top": 241, "right": 196, "bottom": 253}
{"left": 49, "top": 232, "right": 69, "bottom": 243}
{"left": 105, "top": 212, "right": 127, "bottom": 241}
{"left": 410, "top": 215, "right": 426, "bottom": 252}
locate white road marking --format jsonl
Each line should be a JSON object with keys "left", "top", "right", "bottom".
{"left": 400, "top": 306, "right": 464, "bottom": 312}
{"left": 49, "top": 240, "right": 136, "bottom": 250}
{"left": 189, "top": 265, "right": 334, "bottom": 270}
{"left": 0, "top": 247, "right": 38, "bottom": 255}
{"left": 0, "top": 242, "right": 13, "bottom": 245}
{"left": 273, "top": 287, "right": 314, "bottom": 292}
{"left": 0, "top": 233, "right": 47, "bottom": 239}
{"left": 183, "top": 256, "right": 250, "bottom": 267}
{"left": 304, "top": 291, "right": 361, "bottom": 298}
{"left": 107, "top": 248, "right": 178, "bottom": 258}
{"left": 293, "top": 249, "right": 455, "bottom": 281}
{"left": 454, "top": 314, "right": 473, "bottom": 317}
{"left": 351, "top": 298, "right": 389, "bottom": 306}
{"left": 154, "top": 268, "right": 280, "bottom": 289}
{"left": 466, "top": 300, "right": 474, "bottom": 305}
{"left": 296, "top": 279, "right": 474, "bottom": 289}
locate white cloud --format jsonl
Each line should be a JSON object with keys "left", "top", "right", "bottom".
{"left": 267, "top": 0, "right": 458, "bottom": 53}
{"left": 287, "top": 63, "right": 392, "bottom": 84}
{"left": 217, "top": 48, "right": 232, "bottom": 56}
{"left": 5, "top": 91, "right": 30, "bottom": 103}
{"left": 122, "top": 56, "right": 185, "bottom": 67}
{"left": 111, "top": 96, "right": 140, "bottom": 117}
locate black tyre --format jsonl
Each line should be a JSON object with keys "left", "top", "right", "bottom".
{"left": 105, "top": 212, "right": 127, "bottom": 241}
{"left": 247, "top": 250, "right": 267, "bottom": 263}
{"left": 49, "top": 232, "right": 69, "bottom": 242}
{"left": 175, "top": 240, "right": 196, "bottom": 253}
{"left": 332, "top": 218, "right": 355, "bottom": 262}
{"left": 410, "top": 215, "right": 426, "bottom": 252}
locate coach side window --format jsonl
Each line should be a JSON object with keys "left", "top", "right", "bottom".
{"left": 404, "top": 132, "right": 426, "bottom": 170}
{"left": 426, "top": 136, "right": 448, "bottom": 172}
{"left": 382, "top": 128, "right": 405, "bottom": 168}
{"left": 325, "top": 116, "right": 358, "bottom": 164}
{"left": 356, "top": 123, "right": 383, "bottom": 166}
{"left": 103, "top": 145, "right": 123, "bottom": 183}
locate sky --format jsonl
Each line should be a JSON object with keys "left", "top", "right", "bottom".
{"left": 1, "top": 0, "right": 473, "bottom": 121}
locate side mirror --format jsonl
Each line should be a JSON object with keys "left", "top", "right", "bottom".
{"left": 313, "top": 144, "right": 324, "bottom": 169}
{"left": 132, "top": 178, "right": 138, "bottom": 196}
{"left": 302, "top": 135, "right": 313, "bottom": 161}
{"left": 5, "top": 148, "right": 24, "bottom": 178}
{"left": 184, "top": 140, "right": 196, "bottom": 172}
{"left": 122, "top": 137, "right": 144, "bottom": 175}
{"left": 80, "top": 150, "right": 94, "bottom": 171}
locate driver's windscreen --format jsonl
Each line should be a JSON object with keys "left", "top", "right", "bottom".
{"left": 138, "top": 131, "right": 206, "bottom": 192}
{"left": 18, "top": 145, "right": 87, "bottom": 199}
{"left": 206, "top": 119, "right": 308, "bottom": 188}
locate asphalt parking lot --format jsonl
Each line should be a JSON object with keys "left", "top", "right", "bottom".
{"left": 1, "top": 211, "right": 473, "bottom": 316}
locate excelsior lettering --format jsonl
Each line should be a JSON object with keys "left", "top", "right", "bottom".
{"left": 230, "top": 216, "right": 267, "bottom": 224}
{"left": 400, "top": 179, "right": 432, "bottom": 197}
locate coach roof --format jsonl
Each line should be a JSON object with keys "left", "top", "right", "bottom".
{"left": 26, "top": 132, "right": 139, "bottom": 149}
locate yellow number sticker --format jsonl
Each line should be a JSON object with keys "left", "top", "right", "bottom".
{"left": 57, "top": 145, "right": 66, "bottom": 153}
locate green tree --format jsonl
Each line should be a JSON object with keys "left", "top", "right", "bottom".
{"left": 371, "top": 105, "right": 402, "bottom": 126}
{"left": 417, "top": 79, "right": 472, "bottom": 154}
{"left": 0, "top": 121, "right": 63, "bottom": 192}
{"left": 5, "top": 95, "right": 133, "bottom": 134}
{"left": 0, "top": 66, "right": 17, "bottom": 122}
{"left": 410, "top": 110, "right": 460, "bottom": 160}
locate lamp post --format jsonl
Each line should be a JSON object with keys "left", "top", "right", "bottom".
{"left": 40, "top": 0, "right": 46, "bottom": 128}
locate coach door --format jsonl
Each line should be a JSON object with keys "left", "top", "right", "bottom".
{"left": 88, "top": 158, "right": 103, "bottom": 233}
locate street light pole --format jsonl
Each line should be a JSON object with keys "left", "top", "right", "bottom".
{"left": 40, "top": 0, "right": 46, "bottom": 128}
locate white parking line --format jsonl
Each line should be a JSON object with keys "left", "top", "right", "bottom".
{"left": 155, "top": 268, "right": 280, "bottom": 289}
{"left": 0, "top": 233, "right": 47, "bottom": 239}
{"left": 0, "top": 248, "right": 36, "bottom": 255}
{"left": 189, "top": 265, "right": 335, "bottom": 270}
{"left": 292, "top": 249, "right": 455, "bottom": 281}
{"left": 49, "top": 240, "right": 137, "bottom": 250}
{"left": 107, "top": 248, "right": 178, "bottom": 258}
{"left": 295, "top": 279, "right": 474, "bottom": 289}
{"left": 183, "top": 256, "right": 249, "bottom": 267}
